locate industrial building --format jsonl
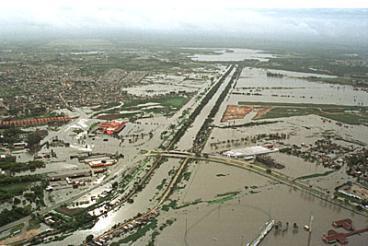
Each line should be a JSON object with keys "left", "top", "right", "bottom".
{"left": 222, "top": 145, "right": 279, "bottom": 159}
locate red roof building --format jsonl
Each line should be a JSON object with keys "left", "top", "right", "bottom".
{"left": 333, "top": 219, "right": 353, "bottom": 231}
{"left": 0, "top": 116, "right": 73, "bottom": 127}
{"left": 99, "top": 121, "right": 127, "bottom": 135}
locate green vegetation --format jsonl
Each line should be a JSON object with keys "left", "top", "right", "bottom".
{"left": 164, "top": 66, "right": 235, "bottom": 151}
{"left": 303, "top": 76, "right": 368, "bottom": 87}
{"left": 0, "top": 181, "right": 32, "bottom": 201}
{"left": 193, "top": 65, "right": 240, "bottom": 152}
{"left": 322, "top": 112, "right": 368, "bottom": 125}
{"left": 182, "top": 171, "right": 191, "bottom": 181}
{"left": 216, "top": 191, "right": 240, "bottom": 197}
{"left": 239, "top": 54, "right": 368, "bottom": 83}
{"left": 0, "top": 205, "right": 32, "bottom": 227}
{"left": 239, "top": 101, "right": 366, "bottom": 110}
{"left": 11, "top": 111, "right": 64, "bottom": 121}
{"left": 160, "top": 194, "right": 238, "bottom": 212}
{"left": 175, "top": 199, "right": 202, "bottom": 209}
{"left": 0, "top": 127, "right": 24, "bottom": 144}
{"left": 149, "top": 219, "right": 176, "bottom": 245}
{"left": 208, "top": 192, "right": 239, "bottom": 205}
{"left": 295, "top": 170, "right": 335, "bottom": 180}
{"left": 94, "top": 94, "right": 190, "bottom": 119}
{"left": 258, "top": 107, "right": 320, "bottom": 119}
{"left": 26, "top": 130, "right": 47, "bottom": 150}
{"left": 156, "top": 178, "right": 167, "bottom": 190}
{"left": 49, "top": 208, "right": 95, "bottom": 231}
{"left": 0, "top": 175, "right": 45, "bottom": 203}
{"left": 160, "top": 198, "right": 204, "bottom": 211}
{"left": 215, "top": 120, "right": 279, "bottom": 129}
{"left": 28, "top": 217, "right": 42, "bottom": 230}
{"left": 0, "top": 160, "right": 45, "bottom": 173}
{"left": 239, "top": 101, "right": 368, "bottom": 125}
{"left": 0, "top": 223, "right": 25, "bottom": 241}
{"left": 87, "top": 122, "right": 99, "bottom": 133}
{"left": 80, "top": 55, "right": 185, "bottom": 75}
{"left": 0, "top": 128, "right": 47, "bottom": 150}
{"left": 124, "top": 95, "right": 189, "bottom": 110}
{"left": 10, "top": 223, "right": 24, "bottom": 234}
{"left": 0, "top": 173, "right": 46, "bottom": 228}
{"left": 0, "top": 174, "right": 43, "bottom": 185}
{"left": 119, "top": 158, "right": 151, "bottom": 192}
{"left": 161, "top": 200, "right": 177, "bottom": 212}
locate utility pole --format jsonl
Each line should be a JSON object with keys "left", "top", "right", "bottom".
{"left": 307, "top": 215, "right": 314, "bottom": 246}
{"left": 184, "top": 215, "right": 188, "bottom": 246}
{"left": 185, "top": 216, "right": 188, "bottom": 236}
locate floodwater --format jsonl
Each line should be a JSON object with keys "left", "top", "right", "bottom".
{"left": 269, "top": 152, "right": 330, "bottom": 178}
{"left": 204, "top": 115, "right": 368, "bottom": 179}
{"left": 154, "top": 161, "right": 368, "bottom": 246}
{"left": 42, "top": 63, "right": 368, "bottom": 245}
{"left": 123, "top": 68, "right": 220, "bottom": 96}
{"left": 48, "top": 66, "right": 237, "bottom": 243}
{"left": 175, "top": 66, "right": 235, "bottom": 150}
{"left": 189, "top": 48, "right": 275, "bottom": 62}
{"left": 230, "top": 67, "right": 368, "bottom": 106}
{"left": 50, "top": 158, "right": 182, "bottom": 245}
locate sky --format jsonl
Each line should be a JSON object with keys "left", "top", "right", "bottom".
{"left": 0, "top": 0, "right": 367, "bottom": 46}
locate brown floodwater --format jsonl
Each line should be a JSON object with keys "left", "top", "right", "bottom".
{"left": 154, "top": 161, "right": 368, "bottom": 246}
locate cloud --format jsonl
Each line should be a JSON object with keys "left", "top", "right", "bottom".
{"left": 0, "top": 0, "right": 367, "bottom": 45}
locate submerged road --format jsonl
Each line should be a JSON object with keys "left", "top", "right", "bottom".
{"left": 8, "top": 64, "right": 236, "bottom": 246}
{"left": 92, "top": 66, "right": 238, "bottom": 243}
{"left": 89, "top": 64, "right": 368, "bottom": 245}
{"left": 147, "top": 150, "right": 368, "bottom": 217}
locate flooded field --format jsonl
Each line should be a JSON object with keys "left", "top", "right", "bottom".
{"left": 230, "top": 68, "right": 368, "bottom": 106}
{"left": 123, "top": 66, "right": 224, "bottom": 97}
{"left": 205, "top": 115, "right": 368, "bottom": 179}
{"left": 189, "top": 48, "right": 275, "bottom": 62}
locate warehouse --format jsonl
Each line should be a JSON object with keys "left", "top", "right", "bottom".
{"left": 222, "top": 145, "right": 278, "bottom": 158}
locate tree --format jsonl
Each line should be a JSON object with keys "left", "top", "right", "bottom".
{"left": 26, "top": 131, "right": 44, "bottom": 150}
{"left": 86, "top": 234, "right": 94, "bottom": 242}
{"left": 1, "top": 126, "right": 23, "bottom": 144}
{"left": 13, "top": 197, "right": 21, "bottom": 205}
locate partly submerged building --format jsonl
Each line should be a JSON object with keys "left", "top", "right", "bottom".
{"left": 99, "top": 121, "right": 127, "bottom": 135}
{"left": 222, "top": 145, "right": 278, "bottom": 159}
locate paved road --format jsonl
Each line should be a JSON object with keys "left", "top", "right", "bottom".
{"left": 148, "top": 150, "right": 325, "bottom": 191}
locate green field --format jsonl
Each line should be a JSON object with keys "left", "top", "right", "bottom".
{"left": 124, "top": 95, "right": 189, "bottom": 109}
{"left": 239, "top": 101, "right": 368, "bottom": 125}
{"left": 95, "top": 95, "right": 190, "bottom": 119}
{"left": 259, "top": 107, "right": 320, "bottom": 119}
